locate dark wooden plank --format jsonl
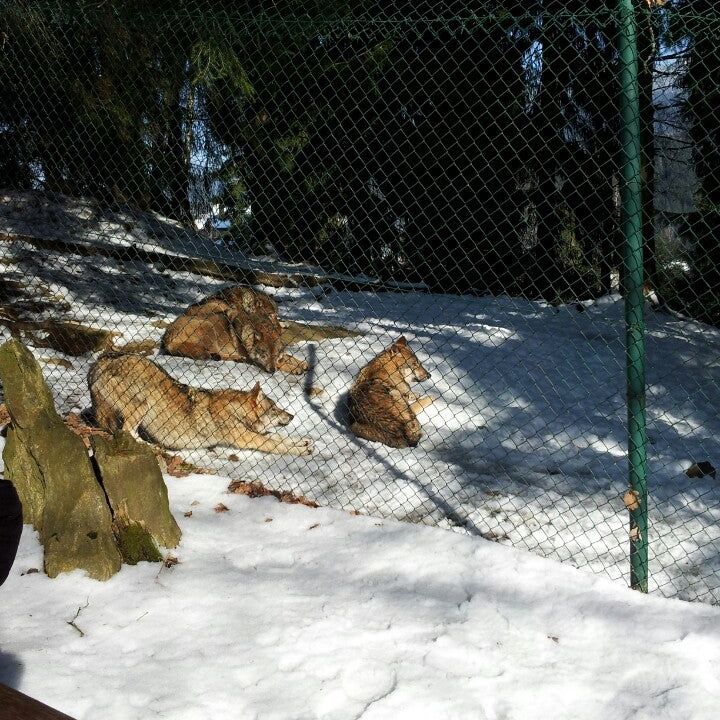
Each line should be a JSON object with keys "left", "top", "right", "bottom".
{"left": 0, "top": 683, "right": 76, "bottom": 720}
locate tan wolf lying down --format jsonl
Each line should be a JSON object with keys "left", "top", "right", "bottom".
{"left": 162, "top": 286, "right": 308, "bottom": 375}
{"left": 89, "top": 354, "right": 313, "bottom": 456}
{"left": 348, "top": 337, "right": 433, "bottom": 448}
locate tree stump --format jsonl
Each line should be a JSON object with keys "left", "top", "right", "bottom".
{"left": 92, "top": 432, "right": 181, "bottom": 564}
{"left": 0, "top": 340, "right": 121, "bottom": 580}
{"left": 0, "top": 340, "right": 181, "bottom": 580}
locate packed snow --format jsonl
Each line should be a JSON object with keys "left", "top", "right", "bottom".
{"left": 2, "top": 470, "right": 720, "bottom": 720}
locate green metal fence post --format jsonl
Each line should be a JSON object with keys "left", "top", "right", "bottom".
{"left": 618, "top": 0, "right": 649, "bottom": 593}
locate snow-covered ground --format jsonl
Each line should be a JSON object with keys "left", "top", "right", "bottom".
{"left": 0, "top": 192, "right": 719, "bottom": 608}
{"left": 0, "top": 190, "right": 425, "bottom": 290}
{"left": 2, "top": 192, "right": 720, "bottom": 718}
{"left": 2, "top": 230, "right": 719, "bottom": 605}
{"left": 0, "top": 189, "right": 320, "bottom": 278}
{"left": 2, "top": 470, "right": 720, "bottom": 720}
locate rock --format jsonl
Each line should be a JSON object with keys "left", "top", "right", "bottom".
{"left": 0, "top": 340, "right": 181, "bottom": 577}
{"left": 0, "top": 340, "right": 122, "bottom": 580}
{"left": 91, "top": 432, "right": 181, "bottom": 559}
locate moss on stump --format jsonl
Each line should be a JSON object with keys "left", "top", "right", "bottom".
{"left": 114, "top": 517, "right": 163, "bottom": 565}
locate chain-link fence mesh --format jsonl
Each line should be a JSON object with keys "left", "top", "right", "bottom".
{"left": 0, "top": 0, "right": 719, "bottom": 603}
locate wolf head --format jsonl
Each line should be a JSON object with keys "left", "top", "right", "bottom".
{"left": 246, "top": 382, "right": 294, "bottom": 432}
{"left": 392, "top": 336, "right": 431, "bottom": 383}
{"left": 213, "top": 382, "right": 294, "bottom": 435}
{"left": 233, "top": 315, "right": 283, "bottom": 373}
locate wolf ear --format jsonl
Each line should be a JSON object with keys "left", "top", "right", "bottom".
{"left": 250, "top": 381, "right": 262, "bottom": 400}
{"left": 395, "top": 336, "right": 408, "bottom": 347}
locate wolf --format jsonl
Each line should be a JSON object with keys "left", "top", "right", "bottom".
{"left": 348, "top": 336, "right": 433, "bottom": 448}
{"left": 162, "top": 286, "right": 308, "bottom": 375}
{"left": 88, "top": 354, "right": 313, "bottom": 455}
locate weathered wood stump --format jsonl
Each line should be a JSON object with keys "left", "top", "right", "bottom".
{"left": 92, "top": 432, "right": 181, "bottom": 564}
{"left": 0, "top": 340, "right": 121, "bottom": 580}
{"left": 0, "top": 339, "right": 180, "bottom": 580}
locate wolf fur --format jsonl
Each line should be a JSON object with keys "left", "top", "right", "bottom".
{"left": 88, "top": 353, "right": 313, "bottom": 455}
{"left": 348, "top": 336, "right": 433, "bottom": 448}
{"left": 162, "top": 286, "right": 308, "bottom": 375}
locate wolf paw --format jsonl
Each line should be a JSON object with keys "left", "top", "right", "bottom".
{"left": 276, "top": 354, "right": 309, "bottom": 375}
{"left": 291, "top": 361, "right": 310, "bottom": 376}
{"left": 290, "top": 437, "right": 314, "bottom": 456}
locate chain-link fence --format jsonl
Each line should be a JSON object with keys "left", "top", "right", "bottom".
{"left": 1, "top": 0, "right": 719, "bottom": 604}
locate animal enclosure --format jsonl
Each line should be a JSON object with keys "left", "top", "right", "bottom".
{"left": 1, "top": 1, "right": 720, "bottom": 604}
